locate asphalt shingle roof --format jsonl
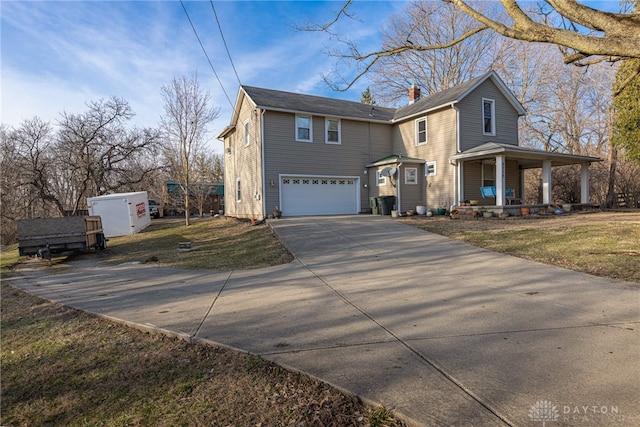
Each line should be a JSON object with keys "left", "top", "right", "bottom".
{"left": 240, "top": 71, "right": 523, "bottom": 124}
{"left": 393, "top": 73, "right": 490, "bottom": 121}
{"left": 242, "top": 86, "right": 397, "bottom": 122}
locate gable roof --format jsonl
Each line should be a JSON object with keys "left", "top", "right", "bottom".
{"left": 219, "top": 71, "right": 526, "bottom": 138}
{"left": 393, "top": 71, "right": 526, "bottom": 121}
{"left": 242, "top": 86, "right": 396, "bottom": 122}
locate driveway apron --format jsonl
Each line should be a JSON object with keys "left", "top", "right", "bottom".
{"left": 6, "top": 215, "right": 639, "bottom": 426}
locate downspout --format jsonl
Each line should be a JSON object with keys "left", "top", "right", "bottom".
{"left": 397, "top": 162, "right": 403, "bottom": 214}
{"left": 260, "top": 109, "right": 266, "bottom": 218}
{"left": 452, "top": 104, "right": 461, "bottom": 206}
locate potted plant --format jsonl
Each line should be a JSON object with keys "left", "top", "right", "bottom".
{"left": 416, "top": 202, "right": 427, "bottom": 215}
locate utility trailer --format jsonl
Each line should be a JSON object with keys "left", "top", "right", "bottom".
{"left": 17, "top": 216, "right": 107, "bottom": 257}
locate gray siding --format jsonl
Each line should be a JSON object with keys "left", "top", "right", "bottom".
{"left": 457, "top": 79, "right": 520, "bottom": 151}
{"left": 392, "top": 107, "right": 457, "bottom": 210}
{"left": 463, "top": 159, "right": 520, "bottom": 202}
{"left": 263, "top": 111, "right": 393, "bottom": 213}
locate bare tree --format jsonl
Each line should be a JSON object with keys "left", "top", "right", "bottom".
{"left": 310, "top": 0, "right": 640, "bottom": 91}
{"left": 160, "top": 75, "right": 220, "bottom": 226}
{"left": 365, "top": 1, "right": 499, "bottom": 103}
{"left": 56, "top": 97, "right": 162, "bottom": 213}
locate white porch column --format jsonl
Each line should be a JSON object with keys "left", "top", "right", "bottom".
{"left": 458, "top": 161, "right": 464, "bottom": 204}
{"left": 542, "top": 160, "right": 552, "bottom": 204}
{"left": 581, "top": 163, "right": 590, "bottom": 204}
{"left": 495, "top": 155, "right": 506, "bottom": 206}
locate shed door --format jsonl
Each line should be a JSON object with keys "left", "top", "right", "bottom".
{"left": 280, "top": 176, "right": 359, "bottom": 216}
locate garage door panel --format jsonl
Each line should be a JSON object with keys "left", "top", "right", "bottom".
{"left": 281, "top": 176, "right": 359, "bottom": 216}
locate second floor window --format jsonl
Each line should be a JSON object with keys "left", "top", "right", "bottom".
{"left": 326, "top": 118, "right": 341, "bottom": 144}
{"left": 243, "top": 120, "right": 250, "bottom": 146}
{"left": 483, "top": 98, "right": 495, "bottom": 136}
{"left": 296, "top": 115, "right": 312, "bottom": 142}
{"left": 415, "top": 118, "right": 427, "bottom": 145}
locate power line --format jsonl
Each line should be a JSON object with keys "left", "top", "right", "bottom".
{"left": 179, "top": 0, "right": 234, "bottom": 109}
{"left": 209, "top": 0, "right": 242, "bottom": 88}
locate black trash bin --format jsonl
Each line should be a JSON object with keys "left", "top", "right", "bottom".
{"left": 377, "top": 196, "right": 396, "bottom": 215}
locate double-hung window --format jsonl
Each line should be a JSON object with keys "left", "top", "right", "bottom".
{"left": 325, "top": 117, "right": 341, "bottom": 144}
{"left": 376, "top": 170, "right": 387, "bottom": 186}
{"left": 483, "top": 98, "right": 495, "bottom": 136}
{"left": 236, "top": 178, "right": 242, "bottom": 202}
{"left": 482, "top": 162, "right": 495, "bottom": 187}
{"left": 296, "top": 115, "right": 312, "bottom": 142}
{"left": 415, "top": 117, "right": 427, "bottom": 145}
{"left": 405, "top": 167, "right": 418, "bottom": 184}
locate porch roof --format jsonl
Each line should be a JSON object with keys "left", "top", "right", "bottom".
{"left": 366, "top": 154, "right": 425, "bottom": 167}
{"left": 450, "top": 142, "right": 602, "bottom": 168}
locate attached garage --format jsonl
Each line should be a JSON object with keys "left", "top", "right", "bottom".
{"left": 280, "top": 175, "right": 360, "bottom": 216}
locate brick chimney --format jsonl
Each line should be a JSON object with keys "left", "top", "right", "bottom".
{"left": 409, "top": 84, "right": 421, "bottom": 104}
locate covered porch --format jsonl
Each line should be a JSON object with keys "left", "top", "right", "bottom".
{"left": 450, "top": 142, "right": 602, "bottom": 210}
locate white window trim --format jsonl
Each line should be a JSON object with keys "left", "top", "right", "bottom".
{"left": 482, "top": 161, "right": 496, "bottom": 187}
{"left": 243, "top": 120, "right": 250, "bottom": 147}
{"left": 482, "top": 98, "right": 496, "bottom": 136}
{"left": 376, "top": 170, "right": 387, "bottom": 186}
{"left": 415, "top": 117, "right": 427, "bottom": 145}
{"left": 325, "top": 117, "right": 341, "bottom": 144}
{"left": 426, "top": 161, "right": 437, "bottom": 177}
{"left": 295, "top": 114, "right": 313, "bottom": 143}
{"left": 405, "top": 167, "right": 418, "bottom": 184}
{"left": 236, "top": 178, "right": 242, "bottom": 202}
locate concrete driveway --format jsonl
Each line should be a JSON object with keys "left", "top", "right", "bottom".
{"left": 8, "top": 215, "right": 640, "bottom": 426}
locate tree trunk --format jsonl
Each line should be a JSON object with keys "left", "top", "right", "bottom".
{"left": 605, "top": 145, "right": 618, "bottom": 208}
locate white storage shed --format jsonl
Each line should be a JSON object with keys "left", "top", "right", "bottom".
{"left": 88, "top": 191, "right": 151, "bottom": 237}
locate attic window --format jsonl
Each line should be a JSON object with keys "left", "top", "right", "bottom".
{"left": 296, "top": 114, "right": 312, "bottom": 142}
{"left": 483, "top": 98, "right": 495, "bottom": 136}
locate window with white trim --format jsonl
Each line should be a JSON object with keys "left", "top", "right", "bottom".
{"left": 243, "top": 120, "right": 250, "bottom": 146}
{"left": 482, "top": 162, "right": 495, "bottom": 187}
{"left": 415, "top": 117, "right": 427, "bottom": 145}
{"left": 483, "top": 98, "right": 495, "bottom": 136}
{"left": 405, "top": 167, "right": 418, "bottom": 184}
{"left": 296, "top": 115, "right": 312, "bottom": 142}
{"left": 425, "top": 161, "right": 437, "bottom": 177}
{"left": 236, "top": 178, "right": 242, "bottom": 202}
{"left": 376, "top": 170, "right": 387, "bottom": 186}
{"left": 325, "top": 118, "right": 341, "bottom": 144}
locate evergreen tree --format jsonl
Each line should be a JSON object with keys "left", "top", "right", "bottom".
{"left": 360, "top": 87, "right": 376, "bottom": 105}
{"left": 612, "top": 59, "right": 640, "bottom": 164}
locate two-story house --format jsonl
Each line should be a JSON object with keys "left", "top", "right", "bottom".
{"left": 218, "top": 71, "right": 600, "bottom": 218}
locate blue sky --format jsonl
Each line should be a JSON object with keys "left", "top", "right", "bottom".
{"left": 1, "top": 0, "right": 402, "bottom": 152}
{"left": 1, "top": 0, "right": 620, "bottom": 153}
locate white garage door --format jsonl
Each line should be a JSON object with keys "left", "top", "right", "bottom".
{"left": 280, "top": 175, "right": 359, "bottom": 216}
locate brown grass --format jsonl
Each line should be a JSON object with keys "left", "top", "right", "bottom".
{"left": 401, "top": 210, "right": 640, "bottom": 284}
{"left": 1, "top": 283, "right": 404, "bottom": 426}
